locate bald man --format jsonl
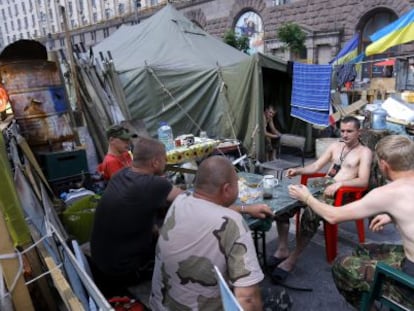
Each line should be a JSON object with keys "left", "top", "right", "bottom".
{"left": 150, "top": 156, "right": 268, "bottom": 311}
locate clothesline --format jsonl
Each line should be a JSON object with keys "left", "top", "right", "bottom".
{"left": 333, "top": 53, "right": 414, "bottom": 66}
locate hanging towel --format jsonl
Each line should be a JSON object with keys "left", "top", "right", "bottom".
{"left": 291, "top": 62, "right": 332, "bottom": 126}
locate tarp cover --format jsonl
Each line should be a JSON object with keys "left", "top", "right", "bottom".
{"left": 92, "top": 4, "right": 289, "bottom": 158}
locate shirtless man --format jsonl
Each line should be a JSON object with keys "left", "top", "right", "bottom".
{"left": 270, "top": 116, "right": 373, "bottom": 281}
{"left": 288, "top": 135, "right": 414, "bottom": 309}
{"left": 264, "top": 105, "right": 281, "bottom": 161}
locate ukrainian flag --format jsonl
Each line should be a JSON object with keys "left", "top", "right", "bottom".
{"left": 366, "top": 9, "right": 414, "bottom": 56}
{"left": 330, "top": 33, "right": 359, "bottom": 65}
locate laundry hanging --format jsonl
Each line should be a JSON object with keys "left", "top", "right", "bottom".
{"left": 290, "top": 62, "right": 332, "bottom": 126}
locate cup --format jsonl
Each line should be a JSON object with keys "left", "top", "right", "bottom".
{"left": 262, "top": 175, "right": 279, "bottom": 199}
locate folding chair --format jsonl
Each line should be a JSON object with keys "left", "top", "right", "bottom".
{"left": 360, "top": 262, "right": 414, "bottom": 311}
{"left": 260, "top": 134, "right": 306, "bottom": 180}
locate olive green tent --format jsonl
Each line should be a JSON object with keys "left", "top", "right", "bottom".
{"left": 92, "top": 4, "right": 292, "bottom": 160}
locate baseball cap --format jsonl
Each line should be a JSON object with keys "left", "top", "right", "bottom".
{"left": 106, "top": 125, "right": 138, "bottom": 140}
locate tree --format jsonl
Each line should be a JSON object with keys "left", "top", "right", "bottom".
{"left": 276, "top": 22, "right": 306, "bottom": 55}
{"left": 223, "top": 29, "right": 250, "bottom": 54}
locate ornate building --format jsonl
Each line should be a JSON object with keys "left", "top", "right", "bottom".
{"left": 2, "top": 0, "right": 414, "bottom": 74}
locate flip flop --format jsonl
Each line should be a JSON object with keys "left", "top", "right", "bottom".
{"left": 271, "top": 267, "right": 290, "bottom": 282}
{"left": 270, "top": 267, "right": 313, "bottom": 291}
{"left": 267, "top": 256, "right": 287, "bottom": 269}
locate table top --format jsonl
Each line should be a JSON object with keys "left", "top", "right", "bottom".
{"left": 237, "top": 172, "right": 321, "bottom": 228}
{"left": 166, "top": 138, "right": 219, "bottom": 165}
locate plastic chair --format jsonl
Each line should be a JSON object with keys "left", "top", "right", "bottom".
{"left": 296, "top": 173, "right": 367, "bottom": 263}
{"left": 260, "top": 134, "right": 306, "bottom": 180}
{"left": 360, "top": 262, "right": 414, "bottom": 311}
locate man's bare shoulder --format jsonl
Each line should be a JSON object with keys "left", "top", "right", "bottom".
{"left": 358, "top": 144, "right": 373, "bottom": 156}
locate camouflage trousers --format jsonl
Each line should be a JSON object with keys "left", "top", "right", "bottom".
{"left": 299, "top": 177, "right": 335, "bottom": 238}
{"left": 332, "top": 243, "right": 414, "bottom": 309}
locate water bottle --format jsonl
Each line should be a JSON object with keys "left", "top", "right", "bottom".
{"left": 371, "top": 102, "right": 388, "bottom": 130}
{"left": 157, "top": 121, "right": 174, "bottom": 151}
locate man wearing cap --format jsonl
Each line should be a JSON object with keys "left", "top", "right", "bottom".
{"left": 98, "top": 125, "right": 137, "bottom": 180}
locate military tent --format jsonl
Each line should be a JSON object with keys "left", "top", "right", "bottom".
{"left": 92, "top": 4, "right": 292, "bottom": 160}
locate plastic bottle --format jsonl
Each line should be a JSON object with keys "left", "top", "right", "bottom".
{"left": 371, "top": 102, "right": 388, "bottom": 130}
{"left": 157, "top": 121, "right": 175, "bottom": 151}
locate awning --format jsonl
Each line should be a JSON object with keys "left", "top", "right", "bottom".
{"left": 373, "top": 59, "right": 395, "bottom": 66}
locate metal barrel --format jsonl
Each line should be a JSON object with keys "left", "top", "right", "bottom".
{"left": 0, "top": 59, "right": 74, "bottom": 149}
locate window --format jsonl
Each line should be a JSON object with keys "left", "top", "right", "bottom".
{"left": 118, "top": 3, "right": 125, "bottom": 15}
{"left": 359, "top": 9, "right": 398, "bottom": 79}
{"left": 234, "top": 11, "right": 265, "bottom": 54}
{"left": 21, "top": 2, "right": 26, "bottom": 14}
{"left": 60, "top": 37, "right": 64, "bottom": 47}
{"left": 17, "top": 18, "right": 21, "bottom": 30}
{"left": 32, "top": 14, "right": 35, "bottom": 27}
{"left": 24, "top": 16, "right": 28, "bottom": 29}
{"left": 10, "top": 20, "right": 14, "bottom": 31}
{"left": 8, "top": 6, "right": 12, "bottom": 18}
{"left": 68, "top": 1, "right": 73, "bottom": 16}
{"left": 40, "top": 11, "right": 46, "bottom": 22}
{"left": 4, "top": 23, "right": 8, "bottom": 32}
{"left": 93, "top": 12, "right": 97, "bottom": 23}
{"left": 273, "top": 0, "right": 288, "bottom": 5}
{"left": 51, "top": 25, "right": 55, "bottom": 33}
{"left": 1, "top": 8, "right": 5, "bottom": 19}
{"left": 42, "top": 27, "right": 46, "bottom": 35}
{"left": 14, "top": 3, "right": 18, "bottom": 16}
{"left": 91, "top": 30, "right": 95, "bottom": 40}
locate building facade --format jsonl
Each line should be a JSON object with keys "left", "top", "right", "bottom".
{"left": 1, "top": 0, "right": 414, "bottom": 70}
{"left": 0, "top": 0, "right": 161, "bottom": 50}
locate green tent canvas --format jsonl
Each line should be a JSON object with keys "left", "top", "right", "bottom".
{"left": 92, "top": 4, "right": 291, "bottom": 160}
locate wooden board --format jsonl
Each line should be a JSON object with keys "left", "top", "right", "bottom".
{"left": 370, "top": 77, "right": 396, "bottom": 92}
{"left": 0, "top": 205, "right": 35, "bottom": 311}
{"left": 331, "top": 98, "right": 368, "bottom": 122}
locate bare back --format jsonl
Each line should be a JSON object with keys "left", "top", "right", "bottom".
{"left": 342, "top": 176, "right": 414, "bottom": 262}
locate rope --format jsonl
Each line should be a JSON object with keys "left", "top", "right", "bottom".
{"left": 144, "top": 61, "right": 202, "bottom": 132}
{"left": 25, "top": 263, "right": 63, "bottom": 286}
{"left": 0, "top": 234, "right": 50, "bottom": 299}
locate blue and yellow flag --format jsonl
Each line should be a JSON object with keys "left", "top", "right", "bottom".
{"left": 366, "top": 9, "right": 414, "bottom": 56}
{"left": 330, "top": 33, "right": 359, "bottom": 65}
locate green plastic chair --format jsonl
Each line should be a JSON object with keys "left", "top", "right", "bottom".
{"left": 360, "top": 262, "right": 414, "bottom": 311}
